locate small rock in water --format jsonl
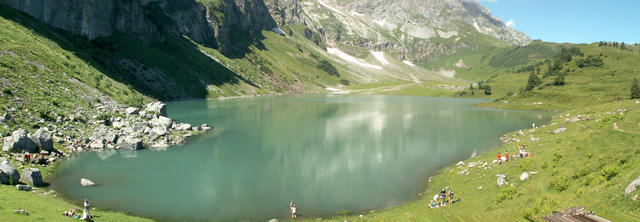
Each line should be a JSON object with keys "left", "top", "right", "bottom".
{"left": 80, "top": 178, "right": 96, "bottom": 187}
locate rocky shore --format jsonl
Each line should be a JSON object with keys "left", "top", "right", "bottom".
{"left": 0, "top": 101, "right": 210, "bottom": 187}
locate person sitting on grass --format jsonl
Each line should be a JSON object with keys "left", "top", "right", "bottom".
{"left": 429, "top": 200, "right": 437, "bottom": 208}
{"left": 433, "top": 194, "right": 440, "bottom": 206}
{"left": 505, "top": 151, "right": 509, "bottom": 162}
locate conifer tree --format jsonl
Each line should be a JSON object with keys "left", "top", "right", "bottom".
{"left": 525, "top": 72, "right": 542, "bottom": 91}
{"left": 631, "top": 78, "right": 640, "bottom": 99}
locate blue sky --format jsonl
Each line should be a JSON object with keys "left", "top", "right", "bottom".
{"left": 476, "top": 0, "right": 639, "bottom": 44}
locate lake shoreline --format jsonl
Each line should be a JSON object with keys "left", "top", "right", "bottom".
{"left": 2, "top": 94, "right": 548, "bottom": 221}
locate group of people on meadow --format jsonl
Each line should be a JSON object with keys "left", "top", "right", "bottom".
{"left": 62, "top": 199, "right": 92, "bottom": 221}
{"left": 20, "top": 150, "right": 49, "bottom": 165}
{"left": 428, "top": 187, "right": 459, "bottom": 208}
{"left": 496, "top": 144, "right": 530, "bottom": 164}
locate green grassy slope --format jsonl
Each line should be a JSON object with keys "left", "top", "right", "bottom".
{"left": 314, "top": 99, "right": 640, "bottom": 222}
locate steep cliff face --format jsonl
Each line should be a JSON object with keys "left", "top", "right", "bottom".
{"left": 264, "top": 0, "right": 530, "bottom": 63}
{"left": 0, "top": 0, "right": 276, "bottom": 52}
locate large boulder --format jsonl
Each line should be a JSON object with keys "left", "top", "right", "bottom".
{"left": 151, "top": 127, "right": 169, "bottom": 136}
{"left": 175, "top": 123, "right": 192, "bottom": 131}
{"left": 21, "top": 168, "right": 43, "bottom": 187}
{"left": 104, "top": 131, "right": 118, "bottom": 144}
{"left": 29, "top": 128, "right": 54, "bottom": 151}
{"left": 0, "top": 171, "right": 8, "bottom": 184}
{"left": 117, "top": 136, "right": 143, "bottom": 150}
{"left": 2, "top": 129, "right": 38, "bottom": 153}
{"left": 142, "top": 102, "right": 167, "bottom": 117}
{"left": 0, "top": 158, "right": 20, "bottom": 184}
{"left": 520, "top": 172, "right": 529, "bottom": 181}
{"left": 125, "top": 107, "right": 140, "bottom": 115}
{"left": 89, "top": 139, "right": 105, "bottom": 149}
{"left": 150, "top": 116, "right": 173, "bottom": 130}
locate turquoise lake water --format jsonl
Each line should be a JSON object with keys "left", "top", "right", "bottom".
{"left": 52, "top": 95, "right": 549, "bottom": 221}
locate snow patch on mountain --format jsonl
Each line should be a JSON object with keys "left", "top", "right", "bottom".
{"left": 327, "top": 48, "right": 382, "bottom": 70}
{"left": 403, "top": 60, "right": 416, "bottom": 67}
{"left": 371, "top": 51, "right": 389, "bottom": 66}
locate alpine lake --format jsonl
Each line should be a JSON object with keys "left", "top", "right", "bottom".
{"left": 51, "top": 95, "right": 550, "bottom": 221}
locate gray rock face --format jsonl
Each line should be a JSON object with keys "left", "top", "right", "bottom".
{"left": 21, "top": 168, "right": 44, "bottom": 187}
{"left": 29, "top": 128, "right": 54, "bottom": 152}
{"left": 0, "top": 0, "right": 277, "bottom": 53}
{"left": 0, "top": 158, "right": 20, "bottom": 184}
{"left": 117, "top": 136, "right": 143, "bottom": 150}
{"left": 2, "top": 129, "right": 38, "bottom": 153}
{"left": 265, "top": 0, "right": 530, "bottom": 63}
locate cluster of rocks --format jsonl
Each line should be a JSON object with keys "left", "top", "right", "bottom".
{"left": 81, "top": 102, "right": 210, "bottom": 151}
{"left": 2, "top": 128, "right": 53, "bottom": 153}
{"left": 1, "top": 102, "right": 211, "bottom": 160}
{"left": 0, "top": 157, "right": 43, "bottom": 190}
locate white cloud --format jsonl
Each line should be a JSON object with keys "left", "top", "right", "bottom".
{"left": 505, "top": 19, "right": 516, "bottom": 28}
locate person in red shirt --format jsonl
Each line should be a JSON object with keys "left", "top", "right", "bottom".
{"left": 497, "top": 152, "right": 502, "bottom": 164}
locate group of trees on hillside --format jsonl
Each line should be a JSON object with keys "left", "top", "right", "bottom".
{"left": 598, "top": 41, "right": 632, "bottom": 50}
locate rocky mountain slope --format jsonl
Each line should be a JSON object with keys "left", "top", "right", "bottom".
{"left": 0, "top": 0, "right": 530, "bottom": 100}
{"left": 266, "top": 0, "right": 530, "bottom": 63}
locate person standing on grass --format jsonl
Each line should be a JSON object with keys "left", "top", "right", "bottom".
{"left": 291, "top": 204, "right": 297, "bottom": 219}
{"left": 83, "top": 199, "right": 90, "bottom": 214}
{"left": 497, "top": 152, "right": 502, "bottom": 164}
